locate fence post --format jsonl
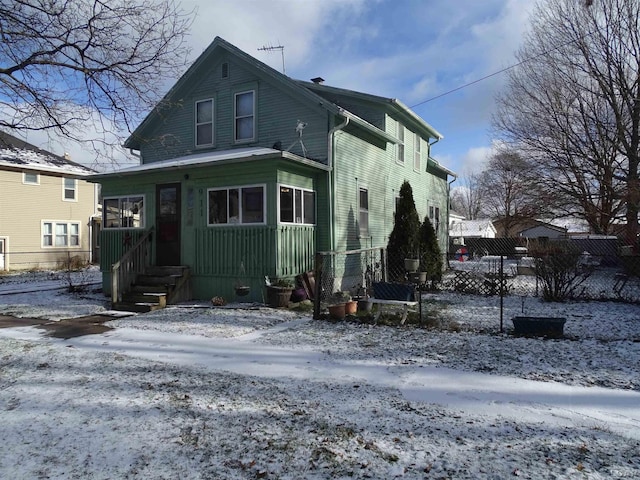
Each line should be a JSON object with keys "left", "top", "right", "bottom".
{"left": 313, "top": 252, "right": 322, "bottom": 320}
{"left": 499, "top": 255, "right": 504, "bottom": 333}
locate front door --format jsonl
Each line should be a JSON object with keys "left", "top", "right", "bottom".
{"left": 156, "top": 183, "right": 181, "bottom": 266}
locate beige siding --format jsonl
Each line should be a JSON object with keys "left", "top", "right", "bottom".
{"left": 0, "top": 169, "right": 97, "bottom": 270}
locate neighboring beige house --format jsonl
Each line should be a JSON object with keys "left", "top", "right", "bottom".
{"left": 0, "top": 131, "right": 98, "bottom": 271}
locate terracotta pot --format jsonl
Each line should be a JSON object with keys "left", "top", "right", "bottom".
{"left": 328, "top": 303, "right": 346, "bottom": 320}
{"left": 345, "top": 300, "right": 357, "bottom": 315}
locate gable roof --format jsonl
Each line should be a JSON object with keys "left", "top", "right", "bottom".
{"left": 0, "top": 131, "right": 94, "bottom": 176}
{"left": 297, "top": 80, "right": 443, "bottom": 141}
{"left": 124, "top": 36, "right": 428, "bottom": 150}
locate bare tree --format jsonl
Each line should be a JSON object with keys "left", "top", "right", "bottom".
{"left": 493, "top": 0, "right": 640, "bottom": 243}
{"left": 478, "top": 149, "right": 542, "bottom": 237}
{"left": 450, "top": 170, "right": 484, "bottom": 220}
{"left": 0, "top": 0, "right": 192, "bottom": 156}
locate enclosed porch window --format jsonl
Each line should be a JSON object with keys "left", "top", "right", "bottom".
{"left": 279, "top": 185, "right": 315, "bottom": 225}
{"left": 208, "top": 185, "right": 265, "bottom": 225}
{"left": 103, "top": 196, "right": 145, "bottom": 228}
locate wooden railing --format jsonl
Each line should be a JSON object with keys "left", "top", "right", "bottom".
{"left": 111, "top": 228, "right": 153, "bottom": 304}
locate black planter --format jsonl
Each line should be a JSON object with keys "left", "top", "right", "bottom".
{"left": 512, "top": 316, "right": 566, "bottom": 338}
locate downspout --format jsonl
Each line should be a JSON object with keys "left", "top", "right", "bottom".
{"left": 328, "top": 114, "right": 350, "bottom": 251}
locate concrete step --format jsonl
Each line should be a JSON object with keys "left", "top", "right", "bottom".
{"left": 122, "top": 292, "right": 167, "bottom": 308}
{"left": 111, "top": 301, "right": 166, "bottom": 313}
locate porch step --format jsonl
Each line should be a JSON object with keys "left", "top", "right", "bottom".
{"left": 111, "top": 301, "right": 166, "bottom": 313}
{"left": 111, "top": 265, "right": 191, "bottom": 312}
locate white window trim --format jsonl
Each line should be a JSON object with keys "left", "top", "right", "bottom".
{"left": 277, "top": 184, "right": 316, "bottom": 225}
{"left": 42, "top": 220, "right": 81, "bottom": 248}
{"left": 396, "top": 124, "right": 405, "bottom": 165}
{"left": 22, "top": 172, "right": 40, "bottom": 185}
{"left": 62, "top": 177, "right": 78, "bottom": 202}
{"left": 195, "top": 98, "right": 215, "bottom": 148}
{"left": 414, "top": 133, "right": 421, "bottom": 173}
{"left": 207, "top": 183, "right": 266, "bottom": 226}
{"left": 234, "top": 90, "right": 255, "bottom": 143}
{"left": 103, "top": 195, "right": 146, "bottom": 229}
{"left": 358, "top": 185, "right": 370, "bottom": 238}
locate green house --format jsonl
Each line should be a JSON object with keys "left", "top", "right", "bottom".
{"left": 90, "top": 37, "right": 455, "bottom": 306}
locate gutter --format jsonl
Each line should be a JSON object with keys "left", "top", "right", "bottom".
{"left": 327, "top": 114, "right": 350, "bottom": 251}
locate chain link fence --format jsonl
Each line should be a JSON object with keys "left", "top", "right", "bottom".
{"left": 315, "top": 238, "right": 640, "bottom": 321}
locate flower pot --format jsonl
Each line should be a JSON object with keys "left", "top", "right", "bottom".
{"left": 404, "top": 258, "right": 419, "bottom": 272}
{"left": 328, "top": 303, "right": 346, "bottom": 320}
{"left": 266, "top": 286, "right": 293, "bottom": 308}
{"left": 234, "top": 286, "right": 250, "bottom": 297}
{"left": 345, "top": 300, "right": 357, "bottom": 315}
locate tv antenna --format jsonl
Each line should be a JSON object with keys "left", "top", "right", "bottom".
{"left": 258, "top": 43, "right": 285, "bottom": 74}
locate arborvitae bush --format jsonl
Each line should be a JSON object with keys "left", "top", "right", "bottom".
{"left": 386, "top": 181, "right": 421, "bottom": 280}
{"left": 419, "top": 216, "right": 443, "bottom": 286}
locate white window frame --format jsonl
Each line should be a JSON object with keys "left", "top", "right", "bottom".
{"left": 234, "top": 90, "right": 255, "bottom": 143}
{"left": 195, "top": 98, "right": 214, "bottom": 147}
{"left": 23, "top": 172, "right": 39, "bottom": 185}
{"left": 63, "top": 177, "right": 77, "bottom": 201}
{"left": 278, "top": 184, "right": 316, "bottom": 225}
{"left": 358, "top": 186, "right": 369, "bottom": 237}
{"left": 103, "top": 195, "right": 146, "bottom": 229}
{"left": 414, "top": 133, "right": 421, "bottom": 172}
{"left": 396, "top": 125, "right": 405, "bottom": 165}
{"left": 42, "top": 221, "right": 81, "bottom": 248}
{"left": 207, "top": 184, "right": 266, "bottom": 226}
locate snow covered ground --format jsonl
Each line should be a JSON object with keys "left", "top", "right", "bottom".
{"left": 0, "top": 268, "right": 639, "bottom": 479}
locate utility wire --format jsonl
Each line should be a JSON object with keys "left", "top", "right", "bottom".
{"left": 410, "top": 30, "right": 595, "bottom": 108}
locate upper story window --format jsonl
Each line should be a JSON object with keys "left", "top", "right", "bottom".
{"left": 103, "top": 196, "right": 145, "bottom": 228}
{"left": 196, "top": 99, "right": 214, "bottom": 147}
{"left": 23, "top": 172, "right": 39, "bottom": 184}
{"left": 42, "top": 221, "right": 80, "bottom": 247}
{"left": 429, "top": 205, "right": 440, "bottom": 233}
{"left": 359, "top": 187, "right": 369, "bottom": 237}
{"left": 63, "top": 177, "right": 77, "bottom": 201}
{"left": 279, "top": 185, "right": 315, "bottom": 225}
{"left": 414, "top": 133, "right": 421, "bottom": 172}
{"left": 397, "top": 125, "right": 405, "bottom": 164}
{"left": 208, "top": 184, "right": 265, "bottom": 225}
{"left": 234, "top": 90, "right": 255, "bottom": 142}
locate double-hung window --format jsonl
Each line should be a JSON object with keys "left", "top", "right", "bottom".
{"left": 208, "top": 185, "right": 265, "bottom": 225}
{"left": 234, "top": 90, "right": 255, "bottom": 142}
{"left": 429, "top": 205, "right": 440, "bottom": 233}
{"left": 196, "top": 99, "right": 214, "bottom": 147}
{"left": 63, "top": 177, "right": 77, "bottom": 201}
{"left": 103, "top": 196, "right": 145, "bottom": 228}
{"left": 359, "top": 187, "right": 369, "bottom": 237}
{"left": 397, "top": 125, "right": 405, "bottom": 164}
{"left": 42, "top": 221, "right": 80, "bottom": 247}
{"left": 414, "top": 133, "right": 421, "bottom": 172}
{"left": 279, "top": 185, "right": 315, "bottom": 224}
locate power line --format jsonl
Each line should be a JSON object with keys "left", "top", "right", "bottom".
{"left": 410, "top": 31, "right": 595, "bottom": 108}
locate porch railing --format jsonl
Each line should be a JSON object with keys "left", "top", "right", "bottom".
{"left": 111, "top": 228, "right": 153, "bottom": 304}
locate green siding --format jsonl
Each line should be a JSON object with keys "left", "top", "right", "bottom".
{"left": 331, "top": 116, "right": 449, "bottom": 255}
{"left": 139, "top": 59, "right": 329, "bottom": 165}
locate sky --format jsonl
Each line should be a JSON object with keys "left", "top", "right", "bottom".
{"left": 25, "top": 0, "right": 537, "bottom": 177}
